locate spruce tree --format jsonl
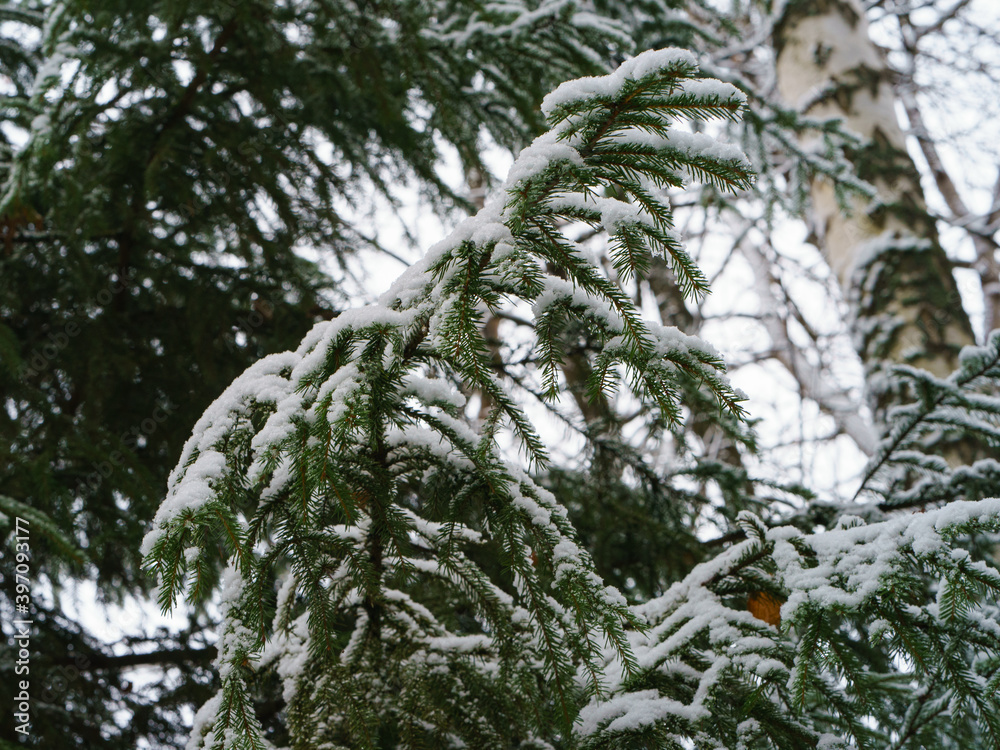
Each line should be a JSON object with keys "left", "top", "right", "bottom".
{"left": 143, "top": 50, "right": 1000, "bottom": 750}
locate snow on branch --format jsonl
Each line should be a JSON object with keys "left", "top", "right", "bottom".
{"left": 142, "top": 49, "right": 754, "bottom": 749}
{"left": 579, "top": 499, "right": 1000, "bottom": 748}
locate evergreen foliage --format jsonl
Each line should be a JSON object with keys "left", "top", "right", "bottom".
{"left": 856, "top": 330, "right": 1000, "bottom": 510}
{"left": 143, "top": 50, "right": 751, "bottom": 748}
{"left": 4, "top": 1, "right": 1000, "bottom": 748}
{"left": 143, "top": 50, "right": 1000, "bottom": 749}
{"left": 0, "top": 0, "right": 627, "bottom": 746}
{"left": 0, "top": 0, "right": 623, "bottom": 594}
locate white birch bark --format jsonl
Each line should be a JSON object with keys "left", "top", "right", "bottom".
{"left": 774, "top": 0, "right": 976, "bottom": 426}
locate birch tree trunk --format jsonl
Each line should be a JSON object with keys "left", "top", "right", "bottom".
{"left": 773, "top": 0, "right": 976, "bottom": 430}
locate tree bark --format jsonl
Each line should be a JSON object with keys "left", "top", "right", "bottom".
{"left": 51, "top": 645, "right": 217, "bottom": 670}
{"left": 774, "top": 0, "right": 976, "bottom": 430}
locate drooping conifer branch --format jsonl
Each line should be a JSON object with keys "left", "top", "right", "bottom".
{"left": 144, "top": 49, "right": 753, "bottom": 749}
{"left": 143, "top": 43, "right": 1000, "bottom": 750}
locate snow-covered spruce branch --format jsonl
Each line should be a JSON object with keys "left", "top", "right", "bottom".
{"left": 142, "top": 49, "right": 752, "bottom": 749}
{"left": 854, "top": 329, "right": 1000, "bottom": 508}
{"left": 574, "top": 337, "right": 1000, "bottom": 747}
{"left": 140, "top": 46, "right": 1000, "bottom": 750}
{"left": 581, "top": 501, "right": 1000, "bottom": 749}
